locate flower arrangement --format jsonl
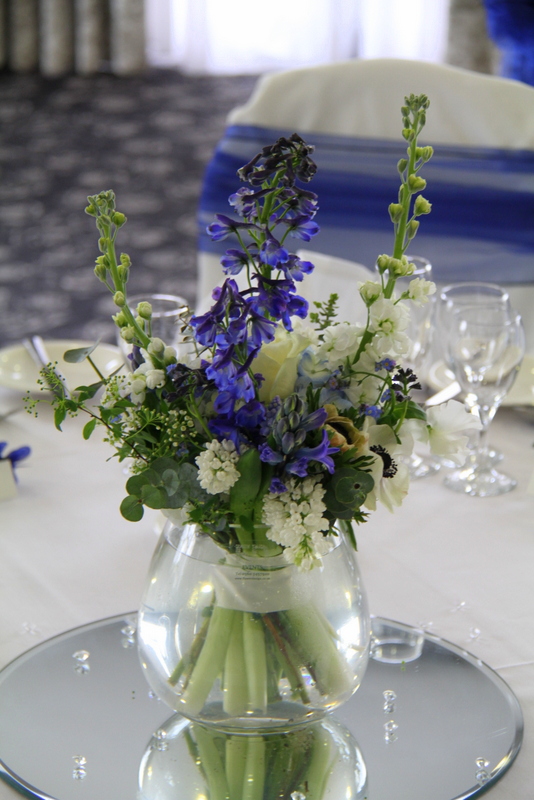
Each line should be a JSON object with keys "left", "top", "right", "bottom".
{"left": 29, "top": 94, "right": 479, "bottom": 727}
{"left": 32, "top": 93, "right": 475, "bottom": 568}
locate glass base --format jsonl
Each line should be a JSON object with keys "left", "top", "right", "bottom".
{"left": 404, "top": 452, "right": 441, "bottom": 479}
{"left": 444, "top": 465, "right": 517, "bottom": 497}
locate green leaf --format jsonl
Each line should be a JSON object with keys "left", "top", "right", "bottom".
{"left": 120, "top": 495, "right": 144, "bottom": 522}
{"left": 83, "top": 418, "right": 97, "bottom": 440}
{"left": 63, "top": 341, "right": 100, "bottom": 363}
{"left": 125, "top": 469, "right": 159, "bottom": 496}
{"left": 403, "top": 400, "right": 427, "bottom": 421}
{"left": 54, "top": 406, "right": 67, "bottom": 431}
{"left": 141, "top": 484, "right": 166, "bottom": 509}
{"left": 161, "top": 468, "right": 180, "bottom": 497}
{"left": 75, "top": 381, "right": 104, "bottom": 400}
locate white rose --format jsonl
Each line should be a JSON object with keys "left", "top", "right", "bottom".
{"left": 254, "top": 325, "right": 314, "bottom": 401}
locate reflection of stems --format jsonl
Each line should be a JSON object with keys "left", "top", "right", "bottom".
{"left": 242, "top": 736, "right": 265, "bottom": 800}
{"left": 180, "top": 607, "right": 236, "bottom": 714}
{"left": 225, "top": 735, "right": 247, "bottom": 799}
{"left": 303, "top": 727, "right": 336, "bottom": 800}
{"left": 194, "top": 725, "right": 230, "bottom": 800}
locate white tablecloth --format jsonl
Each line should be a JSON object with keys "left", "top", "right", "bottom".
{"left": 1, "top": 387, "right": 533, "bottom": 798}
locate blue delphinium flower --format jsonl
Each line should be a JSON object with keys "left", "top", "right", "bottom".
{"left": 0, "top": 442, "right": 31, "bottom": 481}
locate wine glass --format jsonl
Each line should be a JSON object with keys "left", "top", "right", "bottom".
{"left": 443, "top": 305, "right": 525, "bottom": 496}
{"left": 396, "top": 256, "right": 440, "bottom": 478}
{"left": 117, "top": 293, "right": 190, "bottom": 369}
{"left": 436, "top": 282, "right": 512, "bottom": 466}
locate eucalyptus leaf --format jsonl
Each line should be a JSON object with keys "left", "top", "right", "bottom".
{"left": 120, "top": 495, "right": 144, "bottom": 522}
{"left": 141, "top": 484, "right": 166, "bottom": 509}
{"left": 161, "top": 468, "right": 180, "bottom": 497}
{"left": 63, "top": 341, "right": 100, "bottom": 363}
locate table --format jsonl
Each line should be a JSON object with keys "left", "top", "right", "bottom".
{"left": 1, "top": 387, "right": 533, "bottom": 799}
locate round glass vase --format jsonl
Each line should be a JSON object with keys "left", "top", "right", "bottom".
{"left": 138, "top": 520, "right": 371, "bottom": 732}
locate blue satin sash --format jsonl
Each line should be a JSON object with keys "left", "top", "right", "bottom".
{"left": 198, "top": 125, "right": 534, "bottom": 285}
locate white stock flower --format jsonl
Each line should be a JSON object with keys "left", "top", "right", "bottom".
{"left": 425, "top": 400, "right": 482, "bottom": 465}
{"left": 369, "top": 297, "right": 410, "bottom": 356}
{"left": 195, "top": 439, "right": 240, "bottom": 494}
{"left": 359, "top": 280, "right": 383, "bottom": 306}
{"left": 317, "top": 322, "right": 365, "bottom": 368}
{"left": 262, "top": 477, "right": 332, "bottom": 570}
{"left": 406, "top": 277, "right": 436, "bottom": 306}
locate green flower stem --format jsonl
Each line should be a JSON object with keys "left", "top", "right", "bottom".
{"left": 86, "top": 355, "right": 106, "bottom": 383}
{"left": 242, "top": 736, "right": 266, "bottom": 800}
{"left": 283, "top": 606, "right": 353, "bottom": 698}
{"left": 263, "top": 614, "right": 310, "bottom": 703}
{"left": 243, "top": 613, "right": 268, "bottom": 712}
{"left": 225, "top": 735, "right": 248, "bottom": 800}
{"left": 223, "top": 613, "right": 249, "bottom": 715}
{"left": 169, "top": 608, "right": 212, "bottom": 686}
{"left": 193, "top": 724, "right": 231, "bottom": 800}
{"left": 180, "top": 606, "right": 236, "bottom": 714}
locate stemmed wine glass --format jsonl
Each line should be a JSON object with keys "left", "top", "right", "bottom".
{"left": 436, "top": 282, "right": 512, "bottom": 466}
{"left": 443, "top": 304, "right": 525, "bottom": 496}
{"left": 396, "top": 256, "right": 439, "bottom": 478}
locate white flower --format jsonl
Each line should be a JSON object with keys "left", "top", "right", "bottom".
{"left": 195, "top": 439, "right": 240, "bottom": 494}
{"left": 425, "top": 400, "right": 482, "bottom": 465}
{"left": 406, "top": 277, "right": 436, "bottom": 306}
{"left": 262, "top": 477, "right": 332, "bottom": 570}
{"left": 363, "top": 419, "right": 411, "bottom": 512}
{"left": 359, "top": 280, "right": 383, "bottom": 306}
{"left": 253, "top": 324, "right": 315, "bottom": 402}
{"left": 317, "top": 322, "right": 365, "bottom": 368}
{"left": 369, "top": 298, "right": 410, "bottom": 356}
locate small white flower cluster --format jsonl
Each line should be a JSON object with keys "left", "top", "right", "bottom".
{"left": 195, "top": 439, "right": 240, "bottom": 494}
{"left": 407, "top": 277, "right": 436, "bottom": 306}
{"left": 262, "top": 477, "right": 333, "bottom": 570}
{"left": 121, "top": 339, "right": 177, "bottom": 405}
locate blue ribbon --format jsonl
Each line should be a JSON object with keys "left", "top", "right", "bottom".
{"left": 199, "top": 125, "right": 534, "bottom": 285}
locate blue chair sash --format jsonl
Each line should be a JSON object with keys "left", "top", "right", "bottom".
{"left": 198, "top": 124, "right": 534, "bottom": 285}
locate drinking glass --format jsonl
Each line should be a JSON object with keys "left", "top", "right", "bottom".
{"left": 436, "top": 282, "right": 512, "bottom": 466}
{"left": 444, "top": 305, "right": 524, "bottom": 496}
{"left": 117, "top": 293, "right": 190, "bottom": 369}
{"left": 396, "top": 256, "right": 440, "bottom": 478}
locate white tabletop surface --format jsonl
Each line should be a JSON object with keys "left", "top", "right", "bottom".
{"left": 1, "top": 383, "right": 533, "bottom": 799}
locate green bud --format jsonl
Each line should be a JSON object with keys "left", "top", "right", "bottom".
{"left": 388, "top": 203, "right": 403, "bottom": 223}
{"left": 85, "top": 205, "right": 97, "bottom": 217}
{"left": 389, "top": 256, "right": 414, "bottom": 277}
{"left": 408, "top": 175, "right": 427, "bottom": 192}
{"left": 117, "top": 265, "right": 129, "bottom": 283}
{"left": 401, "top": 106, "right": 409, "bottom": 117}
{"left": 113, "top": 291, "right": 126, "bottom": 307}
{"left": 113, "top": 311, "right": 127, "bottom": 327}
{"left": 359, "top": 280, "right": 382, "bottom": 306}
{"left": 147, "top": 338, "right": 165, "bottom": 357}
{"left": 98, "top": 237, "right": 108, "bottom": 253}
{"left": 120, "top": 326, "right": 135, "bottom": 343}
{"left": 397, "top": 158, "right": 408, "bottom": 174}
{"left": 112, "top": 211, "right": 126, "bottom": 226}
{"left": 407, "top": 219, "right": 420, "bottom": 240}
{"left": 402, "top": 129, "right": 413, "bottom": 141}
{"left": 163, "top": 346, "right": 177, "bottom": 366}
{"left": 414, "top": 195, "right": 432, "bottom": 215}
{"left": 422, "top": 145, "right": 433, "bottom": 162}
{"left": 137, "top": 301, "right": 153, "bottom": 320}
{"left": 100, "top": 214, "right": 111, "bottom": 226}
{"left": 94, "top": 263, "right": 107, "bottom": 282}
{"left": 376, "top": 254, "right": 391, "bottom": 273}
{"left": 120, "top": 253, "right": 131, "bottom": 267}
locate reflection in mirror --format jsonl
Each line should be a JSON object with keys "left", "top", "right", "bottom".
{"left": 138, "top": 714, "right": 368, "bottom": 800}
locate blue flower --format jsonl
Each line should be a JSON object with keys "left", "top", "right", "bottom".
{"left": 259, "top": 235, "right": 289, "bottom": 267}
{"left": 286, "top": 216, "right": 320, "bottom": 241}
{"left": 286, "top": 430, "right": 338, "bottom": 477}
{"left": 0, "top": 442, "right": 31, "bottom": 466}
{"left": 281, "top": 255, "right": 315, "bottom": 282}
{"left": 235, "top": 400, "right": 266, "bottom": 429}
{"left": 221, "top": 249, "right": 248, "bottom": 276}
{"left": 269, "top": 477, "right": 287, "bottom": 494}
{"left": 207, "top": 214, "right": 255, "bottom": 242}
{"left": 259, "top": 444, "right": 284, "bottom": 464}
{"left": 362, "top": 404, "right": 382, "bottom": 419}
{"left": 375, "top": 358, "right": 396, "bottom": 372}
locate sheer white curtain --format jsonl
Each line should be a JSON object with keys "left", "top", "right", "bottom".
{"left": 145, "top": 0, "right": 450, "bottom": 74}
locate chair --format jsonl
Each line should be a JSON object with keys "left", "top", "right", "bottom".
{"left": 197, "top": 58, "right": 534, "bottom": 346}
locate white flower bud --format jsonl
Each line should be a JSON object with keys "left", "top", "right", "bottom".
{"left": 359, "top": 280, "right": 383, "bottom": 306}
{"left": 136, "top": 302, "right": 152, "bottom": 320}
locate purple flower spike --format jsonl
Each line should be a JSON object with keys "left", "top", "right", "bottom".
{"left": 207, "top": 214, "right": 254, "bottom": 242}
{"left": 221, "top": 249, "right": 248, "bottom": 276}
{"left": 286, "top": 430, "right": 338, "bottom": 477}
{"left": 270, "top": 477, "right": 287, "bottom": 494}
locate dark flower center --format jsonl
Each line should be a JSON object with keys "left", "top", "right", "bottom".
{"left": 370, "top": 445, "right": 398, "bottom": 478}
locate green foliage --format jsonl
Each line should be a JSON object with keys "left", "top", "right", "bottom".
{"left": 309, "top": 293, "right": 339, "bottom": 331}
{"left": 323, "top": 466, "right": 375, "bottom": 522}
